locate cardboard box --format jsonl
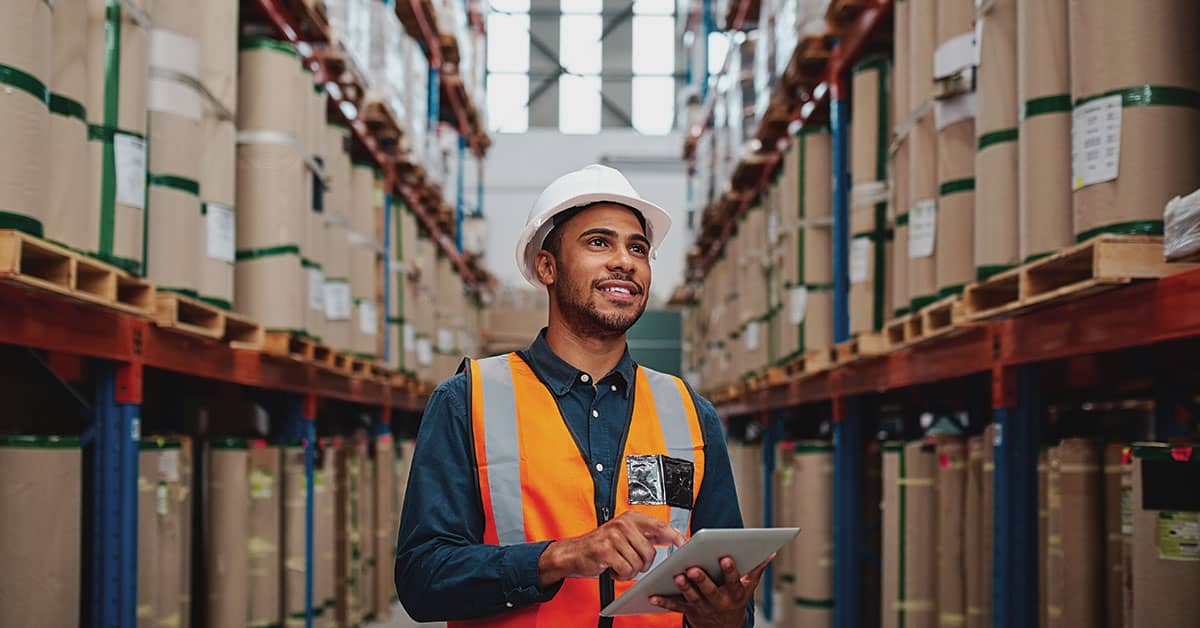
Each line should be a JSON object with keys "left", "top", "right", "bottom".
{"left": 1129, "top": 443, "right": 1200, "bottom": 627}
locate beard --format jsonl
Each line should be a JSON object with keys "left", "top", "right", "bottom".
{"left": 553, "top": 267, "right": 647, "bottom": 337}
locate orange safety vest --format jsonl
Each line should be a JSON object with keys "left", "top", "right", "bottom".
{"left": 451, "top": 352, "right": 707, "bottom": 628}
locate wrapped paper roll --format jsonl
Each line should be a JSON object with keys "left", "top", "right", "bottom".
{"left": 350, "top": 163, "right": 378, "bottom": 301}
{"left": 935, "top": 436, "right": 967, "bottom": 628}
{"left": 936, "top": 115, "right": 975, "bottom": 297}
{"left": 850, "top": 57, "right": 892, "bottom": 333}
{"left": 199, "top": 113, "right": 237, "bottom": 308}
{"left": 236, "top": 248, "right": 306, "bottom": 331}
{"left": 892, "top": 143, "right": 911, "bottom": 318}
{"left": 47, "top": 0, "right": 92, "bottom": 249}
{"left": 1046, "top": 438, "right": 1104, "bottom": 628}
{"left": 1017, "top": 0, "right": 1072, "bottom": 261}
{"left": 1068, "top": 0, "right": 1200, "bottom": 240}
{"left": 0, "top": 0, "right": 51, "bottom": 238}
{"left": 904, "top": 441, "right": 937, "bottom": 628}
{"left": 324, "top": 124, "right": 353, "bottom": 351}
{"left": 374, "top": 438, "right": 396, "bottom": 619}
{"left": 86, "top": 0, "right": 148, "bottom": 273}
{"left": 0, "top": 436, "right": 82, "bottom": 627}
{"left": 248, "top": 445, "right": 282, "bottom": 628}
{"left": 282, "top": 446, "right": 307, "bottom": 625}
{"left": 145, "top": 111, "right": 203, "bottom": 294}
{"left": 206, "top": 440, "right": 249, "bottom": 628}
{"left": 908, "top": 115, "right": 938, "bottom": 312}
{"left": 790, "top": 441, "right": 834, "bottom": 627}
{"left": 238, "top": 38, "right": 302, "bottom": 137}
{"left": 976, "top": 0, "right": 1020, "bottom": 276}
{"left": 910, "top": 0, "right": 937, "bottom": 108}
{"left": 882, "top": 444, "right": 903, "bottom": 628}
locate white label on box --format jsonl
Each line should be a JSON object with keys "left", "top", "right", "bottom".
{"left": 205, "top": 203, "right": 236, "bottom": 263}
{"left": 323, "top": 281, "right": 351, "bottom": 320}
{"left": 850, "top": 236, "right": 871, "bottom": 284}
{"left": 308, "top": 268, "right": 325, "bottom": 311}
{"left": 417, "top": 337, "right": 433, "bottom": 366}
{"left": 1072, "top": 95, "right": 1122, "bottom": 190}
{"left": 114, "top": 133, "right": 147, "bottom": 209}
{"left": 156, "top": 482, "right": 170, "bottom": 516}
{"left": 909, "top": 200, "right": 937, "bottom": 259}
{"left": 404, "top": 323, "right": 415, "bottom": 352}
{"left": 358, "top": 300, "right": 378, "bottom": 335}
{"left": 790, "top": 286, "right": 808, "bottom": 325}
{"left": 745, "top": 321, "right": 760, "bottom": 351}
{"left": 437, "top": 328, "right": 454, "bottom": 353}
{"left": 159, "top": 450, "right": 180, "bottom": 482}
{"left": 934, "top": 92, "right": 977, "bottom": 131}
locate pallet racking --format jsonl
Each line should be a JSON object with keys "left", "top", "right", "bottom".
{"left": 678, "top": 1, "right": 1200, "bottom": 626}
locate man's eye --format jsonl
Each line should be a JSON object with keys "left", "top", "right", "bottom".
{"left": 630, "top": 244, "right": 647, "bottom": 255}
{"left": 589, "top": 237, "right": 608, "bottom": 247}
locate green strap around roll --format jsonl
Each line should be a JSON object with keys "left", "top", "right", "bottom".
{"left": 910, "top": 294, "right": 938, "bottom": 313}
{"left": 100, "top": 0, "right": 124, "bottom": 260}
{"left": 938, "top": 178, "right": 976, "bottom": 197}
{"left": 795, "top": 597, "right": 835, "bottom": 609}
{"left": 159, "top": 287, "right": 200, "bottom": 299}
{"left": 1074, "top": 85, "right": 1200, "bottom": 110}
{"left": 240, "top": 36, "right": 300, "bottom": 58}
{"left": 148, "top": 173, "right": 201, "bottom": 196}
{"left": 895, "top": 212, "right": 909, "bottom": 227}
{"left": 937, "top": 283, "right": 966, "bottom": 299}
{"left": 0, "top": 435, "right": 81, "bottom": 448}
{"left": 209, "top": 437, "right": 249, "bottom": 450}
{"left": 977, "top": 127, "right": 1018, "bottom": 151}
{"left": 894, "top": 306, "right": 910, "bottom": 318}
{"left": 49, "top": 93, "right": 87, "bottom": 122}
{"left": 1075, "top": 220, "right": 1164, "bottom": 243}
{"left": 976, "top": 264, "right": 1014, "bottom": 281}
{"left": 0, "top": 63, "right": 50, "bottom": 106}
{"left": 197, "top": 295, "right": 233, "bottom": 311}
{"left": 1021, "top": 94, "right": 1072, "bottom": 120}
{"left": 235, "top": 244, "right": 302, "bottom": 261}
{"left": 0, "top": 212, "right": 44, "bottom": 238}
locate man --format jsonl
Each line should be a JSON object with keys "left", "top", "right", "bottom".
{"left": 395, "top": 165, "right": 765, "bottom": 627}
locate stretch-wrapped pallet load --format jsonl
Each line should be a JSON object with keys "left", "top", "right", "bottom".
{"left": 935, "top": 436, "right": 966, "bottom": 628}
{"left": 47, "top": 0, "right": 90, "bottom": 249}
{"left": 908, "top": 0, "right": 939, "bottom": 312}
{"left": 1068, "top": 0, "right": 1200, "bottom": 241}
{"left": 282, "top": 446, "right": 306, "bottom": 627}
{"left": 904, "top": 440, "right": 937, "bottom": 628}
{"left": 790, "top": 441, "right": 834, "bottom": 627}
{"left": 86, "top": 0, "right": 149, "bottom": 274}
{"left": 374, "top": 436, "right": 396, "bottom": 620}
{"left": 1017, "top": 0, "right": 1071, "bottom": 262}
{"left": 1129, "top": 443, "right": 1200, "bottom": 627}
{"left": 323, "top": 123, "right": 354, "bottom": 351}
{"left": 198, "top": 0, "right": 239, "bottom": 308}
{"left": 964, "top": 436, "right": 987, "bottom": 628}
{"left": 975, "top": 0, "right": 1019, "bottom": 279}
{"left": 1103, "top": 444, "right": 1126, "bottom": 628}
{"left": 349, "top": 162, "right": 379, "bottom": 360}
{"left": 206, "top": 439, "right": 249, "bottom": 628}
{"left": 891, "top": 0, "right": 911, "bottom": 320}
{"left": 850, "top": 56, "right": 892, "bottom": 334}
{"left": 1046, "top": 438, "right": 1104, "bottom": 628}
{"left": 236, "top": 38, "right": 307, "bottom": 333}
{"left": 803, "top": 129, "right": 834, "bottom": 352}
{"left": 0, "top": 0, "right": 50, "bottom": 239}
{"left": 0, "top": 437, "right": 80, "bottom": 626}
{"left": 144, "top": 0, "right": 205, "bottom": 297}
{"left": 248, "top": 444, "right": 281, "bottom": 628}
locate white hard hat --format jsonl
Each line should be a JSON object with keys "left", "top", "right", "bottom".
{"left": 515, "top": 164, "right": 672, "bottom": 288}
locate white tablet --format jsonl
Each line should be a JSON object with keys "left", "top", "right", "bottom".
{"left": 598, "top": 527, "right": 801, "bottom": 617}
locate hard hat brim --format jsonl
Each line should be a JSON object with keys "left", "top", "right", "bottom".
{"left": 516, "top": 191, "right": 673, "bottom": 288}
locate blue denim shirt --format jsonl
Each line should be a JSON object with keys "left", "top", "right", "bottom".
{"left": 394, "top": 331, "right": 753, "bottom": 626}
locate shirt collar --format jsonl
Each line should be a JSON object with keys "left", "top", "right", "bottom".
{"left": 519, "top": 329, "right": 636, "bottom": 398}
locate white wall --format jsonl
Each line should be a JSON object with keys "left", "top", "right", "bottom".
{"left": 481, "top": 128, "right": 691, "bottom": 303}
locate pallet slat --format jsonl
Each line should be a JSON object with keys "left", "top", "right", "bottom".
{"left": 153, "top": 293, "right": 224, "bottom": 340}
{"left": 0, "top": 230, "right": 155, "bottom": 315}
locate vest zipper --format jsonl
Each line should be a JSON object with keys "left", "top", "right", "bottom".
{"left": 598, "top": 376, "right": 639, "bottom": 628}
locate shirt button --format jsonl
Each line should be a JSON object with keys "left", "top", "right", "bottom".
{"left": 505, "top": 602, "right": 514, "bottom": 608}
{"left": 580, "top": 374, "right": 590, "bottom": 383}
{"left": 592, "top": 409, "right": 599, "bottom": 418}
{"left": 611, "top": 385, "right": 617, "bottom": 392}
{"left": 595, "top": 463, "right": 604, "bottom": 472}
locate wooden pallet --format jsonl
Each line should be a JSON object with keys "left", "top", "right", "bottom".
{"left": 222, "top": 310, "right": 265, "bottom": 350}
{"left": 263, "top": 331, "right": 316, "bottom": 361}
{"left": 919, "top": 295, "right": 965, "bottom": 339}
{"left": 781, "top": 348, "right": 836, "bottom": 377}
{"left": 153, "top": 293, "right": 223, "bottom": 340}
{"left": 333, "top": 352, "right": 354, "bottom": 374}
{"left": 836, "top": 331, "right": 888, "bottom": 364}
{"left": 0, "top": 229, "right": 155, "bottom": 315}
{"left": 311, "top": 343, "right": 336, "bottom": 368}
{"left": 350, "top": 358, "right": 373, "bottom": 378}
{"left": 884, "top": 315, "right": 910, "bottom": 349}
{"left": 963, "top": 235, "right": 1200, "bottom": 321}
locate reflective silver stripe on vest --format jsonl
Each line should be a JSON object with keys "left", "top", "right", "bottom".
{"left": 476, "top": 355, "right": 526, "bottom": 546}
{"left": 642, "top": 367, "right": 696, "bottom": 570}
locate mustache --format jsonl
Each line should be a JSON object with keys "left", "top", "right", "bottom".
{"left": 592, "top": 274, "right": 644, "bottom": 294}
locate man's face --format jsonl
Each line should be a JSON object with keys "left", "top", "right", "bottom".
{"left": 538, "top": 203, "right": 652, "bottom": 336}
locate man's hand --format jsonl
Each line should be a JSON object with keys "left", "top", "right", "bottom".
{"left": 538, "top": 512, "right": 686, "bottom": 585}
{"left": 648, "top": 554, "right": 773, "bottom": 628}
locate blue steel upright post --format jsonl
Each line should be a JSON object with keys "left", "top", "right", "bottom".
{"left": 830, "top": 74, "right": 862, "bottom": 628}
{"left": 992, "top": 363, "right": 1039, "bottom": 628}
{"left": 456, "top": 135, "right": 466, "bottom": 251}
{"left": 92, "top": 359, "right": 142, "bottom": 628}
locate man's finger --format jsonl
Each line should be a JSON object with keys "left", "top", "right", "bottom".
{"left": 607, "top": 542, "right": 643, "bottom": 580}
{"left": 686, "top": 566, "right": 725, "bottom": 605}
{"left": 674, "top": 573, "right": 705, "bottom": 604}
{"left": 739, "top": 554, "right": 775, "bottom": 588}
{"left": 650, "top": 595, "right": 689, "bottom": 613}
{"left": 718, "top": 556, "right": 741, "bottom": 588}
{"left": 634, "top": 516, "right": 686, "bottom": 547}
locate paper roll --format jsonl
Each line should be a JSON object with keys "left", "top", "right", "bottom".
{"left": 976, "top": 139, "right": 1020, "bottom": 274}
{"left": 206, "top": 444, "right": 249, "bottom": 628}
{"left": 0, "top": 0, "right": 51, "bottom": 238}
{"left": 45, "top": 0, "right": 91, "bottom": 249}
{"left": 201, "top": 0, "right": 239, "bottom": 113}
{"left": 1046, "top": 439, "right": 1104, "bottom": 628}
{"left": 935, "top": 436, "right": 967, "bottom": 628}
{"left": 200, "top": 113, "right": 236, "bottom": 306}
{"left": 903, "top": 441, "right": 937, "bottom": 628}
{"left": 237, "top": 141, "right": 307, "bottom": 249}
{"left": 238, "top": 39, "right": 302, "bottom": 137}
{"left": 805, "top": 289, "right": 834, "bottom": 352}
{"left": 236, "top": 250, "right": 306, "bottom": 331}
{"left": 248, "top": 446, "right": 282, "bottom": 627}
{"left": 909, "top": 0, "right": 937, "bottom": 108}
{"left": 937, "top": 118, "right": 975, "bottom": 295}
{"left": 892, "top": 141, "right": 911, "bottom": 317}
{"left": 281, "top": 447, "right": 307, "bottom": 620}
{"left": 908, "top": 115, "right": 938, "bottom": 310}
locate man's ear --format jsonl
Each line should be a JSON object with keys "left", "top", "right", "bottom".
{"left": 535, "top": 249, "right": 556, "bottom": 287}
